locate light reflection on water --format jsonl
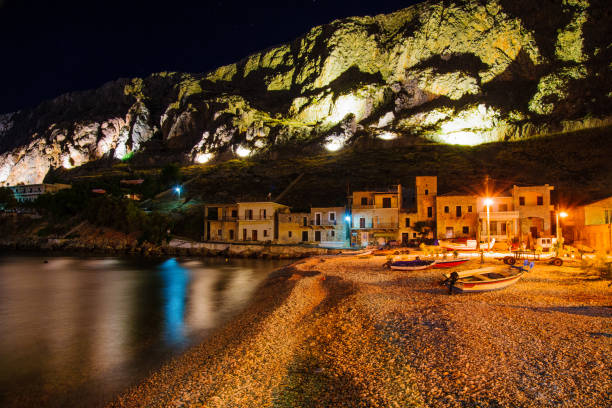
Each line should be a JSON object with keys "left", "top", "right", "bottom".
{"left": 0, "top": 255, "right": 287, "bottom": 407}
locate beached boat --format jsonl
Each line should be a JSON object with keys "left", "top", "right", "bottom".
{"left": 432, "top": 258, "right": 470, "bottom": 268}
{"left": 336, "top": 249, "right": 373, "bottom": 256}
{"left": 389, "top": 259, "right": 436, "bottom": 271}
{"left": 441, "top": 261, "right": 534, "bottom": 293}
{"left": 440, "top": 238, "right": 495, "bottom": 251}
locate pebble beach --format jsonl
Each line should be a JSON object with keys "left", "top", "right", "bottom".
{"left": 112, "top": 255, "right": 611, "bottom": 408}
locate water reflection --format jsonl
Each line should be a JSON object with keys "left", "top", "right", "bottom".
{"left": 158, "top": 259, "right": 190, "bottom": 345}
{"left": 0, "top": 255, "right": 287, "bottom": 407}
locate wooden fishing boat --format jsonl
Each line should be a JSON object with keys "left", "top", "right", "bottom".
{"left": 389, "top": 259, "right": 436, "bottom": 271}
{"left": 442, "top": 261, "right": 534, "bottom": 293}
{"left": 432, "top": 258, "right": 470, "bottom": 268}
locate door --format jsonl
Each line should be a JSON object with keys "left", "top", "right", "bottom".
{"left": 302, "top": 231, "right": 309, "bottom": 242}
{"left": 446, "top": 227, "right": 454, "bottom": 238}
{"left": 359, "top": 218, "right": 366, "bottom": 228}
{"left": 315, "top": 213, "right": 321, "bottom": 225}
{"left": 530, "top": 226, "right": 538, "bottom": 239}
{"left": 229, "top": 229, "right": 234, "bottom": 240}
{"left": 243, "top": 229, "right": 247, "bottom": 241}
{"left": 315, "top": 231, "right": 321, "bottom": 242}
{"left": 206, "top": 221, "right": 211, "bottom": 241}
{"left": 252, "top": 230, "right": 258, "bottom": 241}
{"left": 402, "top": 233, "right": 409, "bottom": 245}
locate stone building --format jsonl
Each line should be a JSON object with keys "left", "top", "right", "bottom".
{"left": 562, "top": 196, "right": 612, "bottom": 252}
{"left": 350, "top": 186, "right": 401, "bottom": 247}
{"left": 9, "top": 183, "right": 71, "bottom": 202}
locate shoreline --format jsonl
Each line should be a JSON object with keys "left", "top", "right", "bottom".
{"left": 110, "top": 255, "right": 611, "bottom": 407}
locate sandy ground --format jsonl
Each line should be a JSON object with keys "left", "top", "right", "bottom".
{"left": 112, "top": 256, "right": 611, "bottom": 408}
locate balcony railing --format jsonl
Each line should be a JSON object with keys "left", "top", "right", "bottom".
{"left": 353, "top": 222, "right": 398, "bottom": 229}
{"left": 478, "top": 211, "right": 519, "bottom": 220}
{"left": 310, "top": 220, "right": 337, "bottom": 226}
{"left": 237, "top": 216, "right": 273, "bottom": 221}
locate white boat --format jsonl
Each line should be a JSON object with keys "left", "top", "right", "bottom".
{"left": 442, "top": 261, "right": 533, "bottom": 293}
{"left": 440, "top": 238, "right": 495, "bottom": 251}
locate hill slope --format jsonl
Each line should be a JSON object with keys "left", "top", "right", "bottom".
{"left": 1, "top": 0, "right": 611, "bottom": 185}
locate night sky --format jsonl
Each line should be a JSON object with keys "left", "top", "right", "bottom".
{"left": 0, "top": 0, "right": 422, "bottom": 114}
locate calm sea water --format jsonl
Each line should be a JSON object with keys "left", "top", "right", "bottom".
{"left": 0, "top": 255, "right": 288, "bottom": 407}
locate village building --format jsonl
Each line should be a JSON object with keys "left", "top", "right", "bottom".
{"left": 236, "top": 202, "right": 288, "bottom": 242}
{"left": 309, "top": 206, "right": 348, "bottom": 247}
{"left": 436, "top": 193, "right": 478, "bottom": 239}
{"left": 203, "top": 204, "right": 238, "bottom": 241}
{"left": 9, "top": 183, "right": 71, "bottom": 202}
{"left": 350, "top": 186, "right": 401, "bottom": 247}
{"left": 562, "top": 196, "right": 612, "bottom": 252}
{"left": 277, "top": 211, "right": 310, "bottom": 244}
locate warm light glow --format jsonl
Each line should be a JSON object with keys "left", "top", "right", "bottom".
{"left": 559, "top": 211, "right": 568, "bottom": 218}
{"left": 377, "top": 131, "right": 398, "bottom": 141}
{"left": 195, "top": 152, "right": 213, "bottom": 164}
{"left": 327, "top": 94, "right": 366, "bottom": 124}
{"left": 62, "top": 157, "right": 73, "bottom": 169}
{"left": 324, "top": 140, "right": 344, "bottom": 152}
{"left": 484, "top": 198, "right": 493, "bottom": 206}
{"left": 436, "top": 104, "right": 499, "bottom": 146}
{"left": 235, "top": 145, "right": 251, "bottom": 158}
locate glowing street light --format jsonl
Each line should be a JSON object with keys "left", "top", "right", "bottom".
{"left": 175, "top": 186, "right": 182, "bottom": 199}
{"left": 556, "top": 209, "right": 568, "bottom": 242}
{"left": 484, "top": 198, "right": 493, "bottom": 251}
{"left": 344, "top": 215, "right": 351, "bottom": 222}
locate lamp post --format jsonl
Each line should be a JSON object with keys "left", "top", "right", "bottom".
{"left": 556, "top": 209, "right": 568, "bottom": 242}
{"left": 484, "top": 198, "right": 493, "bottom": 251}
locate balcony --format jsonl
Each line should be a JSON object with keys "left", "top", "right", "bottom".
{"left": 478, "top": 210, "right": 519, "bottom": 221}
{"left": 353, "top": 222, "right": 398, "bottom": 230}
{"left": 310, "top": 219, "right": 337, "bottom": 226}
{"left": 238, "top": 216, "right": 273, "bottom": 221}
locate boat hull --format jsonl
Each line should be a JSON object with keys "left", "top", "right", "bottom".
{"left": 432, "top": 258, "right": 470, "bottom": 268}
{"left": 454, "top": 274, "right": 523, "bottom": 292}
{"left": 443, "top": 265, "right": 528, "bottom": 293}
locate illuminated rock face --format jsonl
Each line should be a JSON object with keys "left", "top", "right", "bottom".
{"left": 0, "top": 0, "right": 611, "bottom": 184}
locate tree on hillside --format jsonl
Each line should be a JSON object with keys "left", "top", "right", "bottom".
{"left": 0, "top": 187, "right": 17, "bottom": 209}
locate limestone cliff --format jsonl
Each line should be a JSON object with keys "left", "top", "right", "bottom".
{"left": 1, "top": 0, "right": 611, "bottom": 184}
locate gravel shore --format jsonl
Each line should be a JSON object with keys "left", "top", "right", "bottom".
{"left": 112, "top": 256, "right": 611, "bottom": 408}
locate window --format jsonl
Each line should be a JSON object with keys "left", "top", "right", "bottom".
{"left": 462, "top": 226, "right": 469, "bottom": 235}
{"left": 263, "top": 230, "right": 268, "bottom": 237}
{"left": 246, "top": 209, "right": 253, "bottom": 220}
{"left": 361, "top": 197, "right": 368, "bottom": 206}
{"left": 217, "top": 229, "right": 222, "bottom": 237}
{"left": 303, "top": 217, "right": 308, "bottom": 226}
{"left": 427, "top": 207, "right": 433, "bottom": 218}
{"left": 405, "top": 217, "right": 410, "bottom": 227}
{"left": 262, "top": 209, "right": 267, "bottom": 219}
{"left": 315, "top": 231, "right": 321, "bottom": 241}
{"left": 499, "top": 204, "right": 508, "bottom": 212}
{"left": 501, "top": 223, "right": 507, "bottom": 234}
{"left": 606, "top": 209, "right": 610, "bottom": 224}
{"left": 444, "top": 206, "right": 449, "bottom": 213}
{"left": 468, "top": 205, "right": 473, "bottom": 213}
{"left": 229, "top": 230, "right": 234, "bottom": 240}
{"left": 382, "top": 197, "right": 391, "bottom": 208}
{"left": 288, "top": 231, "right": 292, "bottom": 238}
{"left": 329, "top": 212, "right": 336, "bottom": 221}
{"left": 456, "top": 206, "right": 462, "bottom": 217}
{"left": 231, "top": 209, "right": 237, "bottom": 218}
{"left": 519, "top": 197, "right": 525, "bottom": 206}
{"left": 302, "top": 231, "right": 308, "bottom": 242}
{"left": 537, "top": 196, "right": 543, "bottom": 205}
{"left": 425, "top": 189, "right": 428, "bottom": 195}
{"left": 315, "top": 213, "right": 322, "bottom": 225}
{"left": 330, "top": 230, "right": 335, "bottom": 238}
{"left": 360, "top": 218, "right": 366, "bottom": 228}
{"left": 413, "top": 232, "right": 417, "bottom": 238}
{"left": 243, "top": 229, "right": 247, "bottom": 240}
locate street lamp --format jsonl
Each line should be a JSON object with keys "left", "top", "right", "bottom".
{"left": 556, "top": 210, "right": 568, "bottom": 242}
{"left": 484, "top": 198, "right": 493, "bottom": 251}
{"left": 174, "top": 186, "right": 182, "bottom": 199}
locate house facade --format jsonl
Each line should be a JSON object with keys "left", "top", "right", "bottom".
{"left": 436, "top": 194, "right": 478, "bottom": 239}
{"left": 203, "top": 204, "right": 238, "bottom": 241}
{"left": 277, "top": 211, "right": 310, "bottom": 244}
{"left": 309, "top": 207, "right": 348, "bottom": 247}
{"left": 562, "top": 196, "right": 612, "bottom": 252}
{"left": 350, "top": 186, "right": 401, "bottom": 247}
{"left": 9, "top": 183, "right": 71, "bottom": 202}
{"left": 236, "top": 202, "right": 288, "bottom": 242}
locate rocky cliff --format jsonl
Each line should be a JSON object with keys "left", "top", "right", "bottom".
{"left": 1, "top": 0, "right": 611, "bottom": 185}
